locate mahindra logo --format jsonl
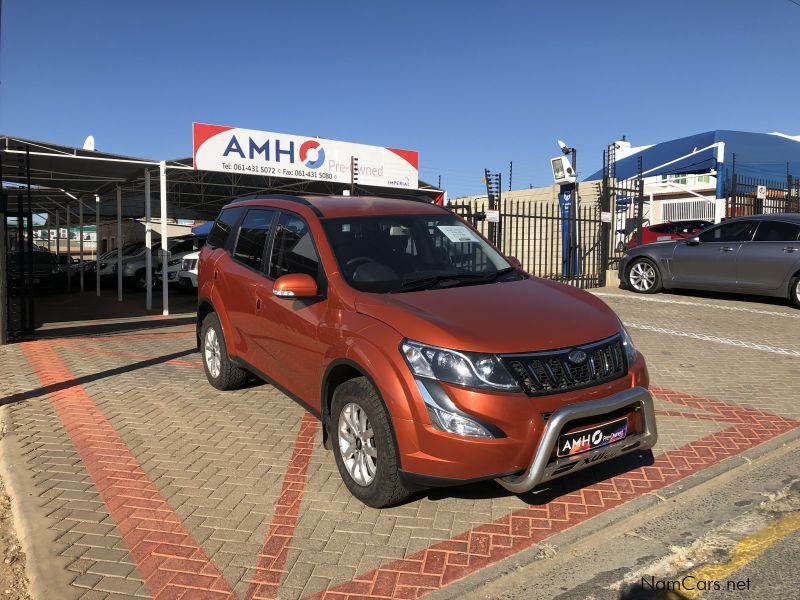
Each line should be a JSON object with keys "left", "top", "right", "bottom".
{"left": 567, "top": 349, "right": 587, "bottom": 365}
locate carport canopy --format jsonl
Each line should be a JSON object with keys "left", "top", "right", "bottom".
{"left": 1, "top": 134, "right": 442, "bottom": 319}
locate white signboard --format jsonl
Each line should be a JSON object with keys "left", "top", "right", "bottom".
{"left": 485, "top": 209, "right": 500, "bottom": 223}
{"left": 601, "top": 211, "right": 612, "bottom": 223}
{"left": 437, "top": 225, "right": 479, "bottom": 243}
{"left": 193, "top": 123, "right": 418, "bottom": 190}
{"left": 756, "top": 185, "right": 767, "bottom": 200}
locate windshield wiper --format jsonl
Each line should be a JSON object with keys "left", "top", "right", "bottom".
{"left": 397, "top": 267, "right": 518, "bottom": 292}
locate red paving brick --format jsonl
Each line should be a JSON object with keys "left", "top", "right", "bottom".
{"left": 245, "top": 412, "right": 318, "bottom": 600}
{"left": 20, "top": 341, "right": 237, "bottom": 599}
{"left": 15, "top": 336, "right": 800, "bottom": 600}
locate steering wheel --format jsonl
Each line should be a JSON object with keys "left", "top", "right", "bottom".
{"left": 346, "top": 256, "right": 374, "bottom": 269}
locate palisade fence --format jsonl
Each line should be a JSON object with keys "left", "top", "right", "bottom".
{"left": 449, "top": 199, "right": 604, "bottom": 289}
{"left": 727, "top": 172, "right": 800, "bottom": 217}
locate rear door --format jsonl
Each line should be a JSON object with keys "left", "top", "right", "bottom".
{"left": 669, "top": 220, "right": 757, "bottom": 289}
{"left": 223, "top": 208, "right": 276, "bottom": 370}
{"left": 735, "top": 220, "right": 800, "bottom": 292}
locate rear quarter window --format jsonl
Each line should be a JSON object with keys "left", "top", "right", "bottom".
{"left": 207, "top": 207, "right": 245, "bottom": 250}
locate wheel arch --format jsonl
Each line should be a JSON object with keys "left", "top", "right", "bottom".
{"left": 321, "top": 358, "right": 404, "bottom": 460}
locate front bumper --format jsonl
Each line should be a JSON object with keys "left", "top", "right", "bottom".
{"left": 495, "top": 386, "right": 657, "bottom": 493}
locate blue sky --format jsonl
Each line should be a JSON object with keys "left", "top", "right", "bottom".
{"left": 2, "top": 0, "right": 800, "bottom": 197}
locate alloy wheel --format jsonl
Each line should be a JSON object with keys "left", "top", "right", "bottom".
{"left": 629, "top": 261, "right": 656, "bottom": 292}
{"left": 338, "top": 402, "right": 377, "bottom": 486}
{"left": 204, "top": 327, "right": 221, "bottom": 378}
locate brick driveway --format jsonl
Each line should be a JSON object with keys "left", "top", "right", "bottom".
{"left": 1, "top": 287, "right": 798, "bottom": 599}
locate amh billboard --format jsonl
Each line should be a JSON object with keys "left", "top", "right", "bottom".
{"left": 193, "top": 123, "right": 418, "bottom": 190}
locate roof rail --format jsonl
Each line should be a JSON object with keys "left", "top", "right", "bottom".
{"left": 228, "top": 193, "right": 322, "bottom": 217}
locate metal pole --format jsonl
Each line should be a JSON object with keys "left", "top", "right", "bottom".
{"left": 144, "top": 169, "right": 152, "bottom": 311}
{"left": 95, "top": 194, "right": 101, "bottom": 297}
{"left": 159, "top": 161, "right": 169, "bottom": 316}
{"left": 0, "top": 153, "right": 6, "bottom": 345}
{"left": 79, "top": 200, "right": 84, "bottom": 292}
{"left": 25, "top": 146, "right": 34, "bottom": 333}
{"left": 116, "top": 185, "right": 123, "bottom": 302}
{"left": 66, "top": 203, "right": 71, "bottom": 292}
{"left": 55, "top": 210, "right": 60, "bottom": 258}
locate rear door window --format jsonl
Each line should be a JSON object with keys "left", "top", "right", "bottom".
{"left": 207, "top": 206, "right": 245, "bottom": 249}
{"left": 233, "top": 209, "right": 275, "bottom": 270}
{"left": 752, "top": 221, "right": 800, "bottom": 242}
{"left": 269, "top": 212, "right": 319, "bottom": 280}
{"left": 698, "top": 220, "right": 757, "bottom": 243}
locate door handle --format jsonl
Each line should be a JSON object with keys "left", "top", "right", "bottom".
{"left": 783, "top": 247, "right": 799, "bottom": 253}
{"left": 256, "top": 298, "right": 262, "bottom": 310}
{"left": 719, "top": 246, "right": 735, "bottom": 252}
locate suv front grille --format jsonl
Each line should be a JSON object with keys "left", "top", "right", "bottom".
{"left": 501, "top": 335, "right": 626, "bottom": 397}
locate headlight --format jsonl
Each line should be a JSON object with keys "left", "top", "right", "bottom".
{"left": 169, "top": 258, "right": 182, "bottom": 267}
{"left": 401, "top": 340, "right": 518, "bottom": 392}
{"left": 619, "top": 323, "right": 637, "bottom": 366}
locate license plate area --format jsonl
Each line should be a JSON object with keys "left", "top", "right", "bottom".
{"left": 557, "top": 417, "right": 628, "bottom": 458}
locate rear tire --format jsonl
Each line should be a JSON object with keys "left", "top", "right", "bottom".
{"left": 331, "top": 378, "right": 412, "bottom": 508}
{"left": 626, "top": 258, "right": 662, "bottom": 294}
{"left": 201, "top": 313, "right": 248, "bottom": 390}
{"left": 790, "top": 275, "right": 800, "bottom": 308}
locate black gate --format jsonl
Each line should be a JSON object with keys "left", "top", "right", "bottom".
{"left": 449, "top": 197, "right": 604, "bottom": 289}
{"left": 0, "top": 144, "right": 36, "bottom": 343}
{"left": 601, "top": 145, "right": 644, "bottom": 273}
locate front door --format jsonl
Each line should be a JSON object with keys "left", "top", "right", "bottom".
{"left": 669, "top": 220, "right": 757, "bottom": 289}
{"left": 255, "top": 210, "right": 328, "bottom": 407}
{"left": 735, "top": 220, "right": 800, "bottom": 292}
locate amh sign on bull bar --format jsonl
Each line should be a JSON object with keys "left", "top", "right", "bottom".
{"left": 193, "top": 122, "right": 419, "bottom": 189}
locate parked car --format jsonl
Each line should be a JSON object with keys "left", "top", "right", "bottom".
{"left": 620, "top": 213, "right": 800, "bottom": 307}
{"left": 625, "top": 219, "right": 713, "bottom": 250}
{"left": 197, "top": 195, "right": 657, "bottom": 508}
{"left": 157, "top": 244, "right": 200, "bottom": 287}
{"left": 6, "top": 251, "right": 67, "bottom": 293}
{"left": 177, "top": 250, "right": 199, "bottom": 290}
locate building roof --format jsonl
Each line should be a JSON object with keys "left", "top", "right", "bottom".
{"left": 585, "top": 130, "right": 800, "bottom": 183}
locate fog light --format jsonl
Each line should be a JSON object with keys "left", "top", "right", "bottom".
{"left": 425, "top": 405, "right": 492, "bottom": 438}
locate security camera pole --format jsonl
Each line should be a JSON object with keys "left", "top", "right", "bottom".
{"left": 555, "top": 141, "right": 579, "bottom": 279}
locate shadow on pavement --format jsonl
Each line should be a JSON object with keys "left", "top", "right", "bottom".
{"left": 0, "top": 348, "right": 198, "bottom": 407}
{"left": 35, "top": 316, "right": 196, "bottom": 339}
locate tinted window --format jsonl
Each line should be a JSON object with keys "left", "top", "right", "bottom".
{"left": 648, "top": 224, "right": 669, "bottom": 234}
{"left": 752, "top": 221, "right": 800, "bottom": 242}
{"left": 207, "top": 207, "right": 245, "bottom": 249}
{"left": 233, "top": 209, "right": 275, "bottom": 270}
{"left": 269, "top": 213, "right": 319, "bottom": 279}
{"left": 698, "top": 221, "right": 756, "bottom": 243}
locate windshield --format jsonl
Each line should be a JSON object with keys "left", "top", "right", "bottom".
{"left": 322, "top": 214, "right": 520, "bottom": 293}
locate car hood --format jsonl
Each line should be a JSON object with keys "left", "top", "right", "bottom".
{"left": 354, "top": 277, "right": 622, "bottom": 354}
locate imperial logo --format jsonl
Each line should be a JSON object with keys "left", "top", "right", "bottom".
{"left": 298, "top": 140, "right": 325, "bottom": 169}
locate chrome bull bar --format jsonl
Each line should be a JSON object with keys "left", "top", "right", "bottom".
{"left": 495, "top": 386, "right": 657, "bottom": 494}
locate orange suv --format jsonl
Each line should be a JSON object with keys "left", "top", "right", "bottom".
{"left": 197, "top": 195, "right": 657, "bottom": 508}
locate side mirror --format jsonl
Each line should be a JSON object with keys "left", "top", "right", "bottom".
{"left": 686, "top": 236, "right": 701, "bottom": 246}
{"left": 508, "top": 256, "right": 521, "bottom": 268}
{"left": 273, "top": 273, "right": 318, "bottom": 299}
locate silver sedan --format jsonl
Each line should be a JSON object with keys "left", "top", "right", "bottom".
{"left": 619, "top": 213, "right": 800, "bottom": 307}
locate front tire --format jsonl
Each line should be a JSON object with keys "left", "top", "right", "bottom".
{"left": 331, "top": 378, "right": 412, "bottom": 508}
{"left": 626, "top": 258, "right": 662, "bottom": 294}
{"left": 201, "top": 313, "right": 248, "bottom": 390}
{"left": 791, "top": 275, "right": 800, "bottom": 308}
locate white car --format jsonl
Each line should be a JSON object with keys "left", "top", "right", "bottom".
{"left": 176, "top": 250, "right": 199, "bottom": 290}
{"left": 157, "top": 245, "right": 198, "bottom": 287}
